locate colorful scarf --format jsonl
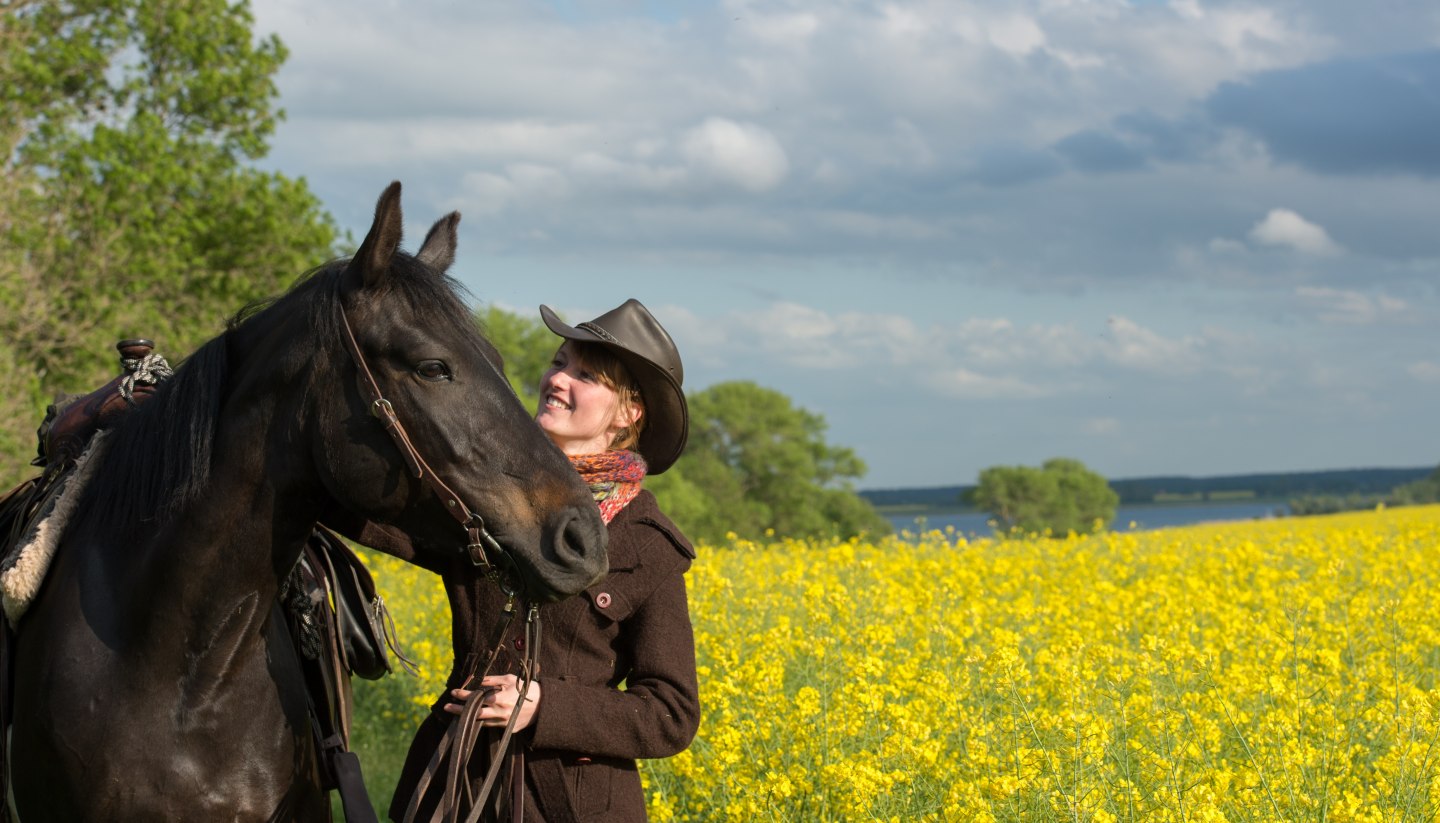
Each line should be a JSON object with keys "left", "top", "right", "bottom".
{"left": 569, "top": 450, "right": 648, "bottom": 524}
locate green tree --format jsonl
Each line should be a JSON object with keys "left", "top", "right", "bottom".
{"left": 972, "top": 457, "right": 1118, "bottom": 537}
{"left": 1390, "top": 464, "right": 1440, "bottom": 506}
{"left": 0, "top": 0, "right": 341, "bottom": 486}
{"left": 679, "top": 381, "right": 889, "bottom": 543}
{"left": 477, "top": 304, "right": 558, "bottom": 409}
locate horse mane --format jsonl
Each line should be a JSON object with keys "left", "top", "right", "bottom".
{"left": 81, "top": 253, "right": 486, "bottom": 534}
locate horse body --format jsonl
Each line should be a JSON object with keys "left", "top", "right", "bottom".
{"left": 14, "top": 437, "right": 326, "bottom": 820}
{"left": 9, "top": 183, "right": 608, "bottom": 821}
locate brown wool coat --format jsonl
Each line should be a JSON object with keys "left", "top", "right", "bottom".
{"left": 382, "top": 490, "right": 699, "bottom": 822}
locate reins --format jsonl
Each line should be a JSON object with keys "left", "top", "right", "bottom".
{"left": 403, "top": 601, "right": 541, "bottom": 823}
{"left": 337, "top": 300, "right": 537, "bottom": 823}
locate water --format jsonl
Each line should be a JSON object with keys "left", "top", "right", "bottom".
{"left": 887, "top": 501, "right": 1288, "bottom": 537}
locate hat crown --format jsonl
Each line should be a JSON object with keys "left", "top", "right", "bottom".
{"left": 576, "top": 299, "right": 683, "bottom": 387}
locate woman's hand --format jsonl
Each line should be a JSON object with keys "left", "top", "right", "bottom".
{"left": 444, "top": 674, "right": 542, "bottom": 731}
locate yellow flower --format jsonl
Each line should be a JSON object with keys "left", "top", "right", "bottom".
{"left": 347, "top": 505, "right": 1440, "bottom": 821}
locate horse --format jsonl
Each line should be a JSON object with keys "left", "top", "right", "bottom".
{"left": 8, "top": 182, "right": 609, "bottom": 821}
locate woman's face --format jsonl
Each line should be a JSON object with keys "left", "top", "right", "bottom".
{"left": 535, "top": 342, "right": 636, "bottom": 455}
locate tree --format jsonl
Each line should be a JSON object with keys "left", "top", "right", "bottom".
{"left": 477, "top": 306, "right": 889, "bottom": 544}
{"left": 477, "top": 304, "right": 559, "bottom": 409}
{"left": 0, "top": 0, "right": 341, "bottom": 486}
{"left": 971, "top": 457, "right": 1118, "bottom": 537}
{"left": 679, "top": 381, "right": 889, "bottom": 543}
{"left": 1390, "top": 464, "right": 1440, "bottom": 506}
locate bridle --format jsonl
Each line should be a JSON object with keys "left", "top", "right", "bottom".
{"left": 336, "top": 303, "right": 517, "bottom": 593}
{"left": 336, "top": 300, "right": 539, "bottom": 822}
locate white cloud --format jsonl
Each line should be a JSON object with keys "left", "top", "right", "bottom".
{"left": 955, "top": 319, "right": 1089, "bottom": 370}
{"left": 1083, "top": 417, "right": 1122, "bottom": 435}
{"left": 1295, "top": 286, "right": 1409, "bottom": 325}
{"left": 681, "top": 118, "right": 790, "bottom": 192}
{"left": 812, "top": 209, "right": 948, "bottom": 241}
{"left": 730, "top": 302, "right": 928, "bottom": 369}
{"left": 458, "top": 163, "right": 570, "bottom": 216}
{"left": 940, "top": 367, "right": 1051, "bottom": 399}
{"left": 1409, "top": 361, "right": 1440, "bottom": 382}
{"left": 459, "top": 171, "right": 514, "bottom": 216}
{"left": 1207, "top": 237, "right": 1247, "bottom": 254}
{"left": 737, "top": 9, "right": 821, "bottom": 47}
{"left": 988, "top": 14, "right": 1047, "bottom": 57}
{"left": 1209, "top": 7, "right": 1297, "bottom": 67}
{"left": 569, "top": 152, "right": 689, "bottom": 193}
{"left": 685, "top": 302, "right": 1247, "bottom": 401}
{"left": 1248, "top": 209, "right": 1343, "bottom": 256}
{"left": 1101, "top": 316, "right": 1207, "bottom": 373}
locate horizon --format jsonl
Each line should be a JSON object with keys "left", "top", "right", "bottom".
{"left": 859, "top": 461, "right": 1435, "bottom": 493}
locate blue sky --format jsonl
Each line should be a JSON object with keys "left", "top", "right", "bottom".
{"left": 250, "top": 0, "right": 1440, "bottom": 489}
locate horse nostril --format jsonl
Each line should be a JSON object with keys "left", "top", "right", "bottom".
{"left": 547, "top": 506, "right": 608, "bottom": 589}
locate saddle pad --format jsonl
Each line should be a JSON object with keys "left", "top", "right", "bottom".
{"left": 0, "top": 432, "right": 109, "bottom": 628}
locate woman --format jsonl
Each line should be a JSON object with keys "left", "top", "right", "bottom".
{"left": 389, "top": 299, "right": 700, "bottom": 823}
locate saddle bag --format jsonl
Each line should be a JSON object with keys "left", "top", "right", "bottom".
{"left": 281, "top": 527, "right": 418, "bottom": 823}
{"left": 289, "top": 525, "right": 417, "bottom": 682}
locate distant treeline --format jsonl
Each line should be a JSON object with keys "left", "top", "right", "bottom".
{"left": 862, "top": 466, "right": 1435, "bottom": 511}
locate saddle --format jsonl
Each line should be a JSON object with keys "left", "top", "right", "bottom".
{"left": 0, "top": 339, "right": 411, "bottom": 823}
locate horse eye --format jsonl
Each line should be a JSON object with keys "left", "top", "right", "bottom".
{"left": 416, "top": 360, "right": 452, "bottom": 382}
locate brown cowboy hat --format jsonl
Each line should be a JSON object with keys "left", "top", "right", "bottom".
{"left": 539, "top": 299, "right": 688, "bottom": 474}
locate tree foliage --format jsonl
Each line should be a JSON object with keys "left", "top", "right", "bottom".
{"left": 1290, "top": 463, "right": 1440, "bottom": 515}
{"left": 676, "top": 381, "right": 888, "bottom": 542}
{"left": 1390, "top": 464, "right": 1440, "bottom": 506}
{"left": 971, "top": 458, "right": 1119, "bottom": 537}
{"left": 479, "top": 306, "right": 889, "bottom": 544}
{"left": 0, "top": 0, "right": 340, "bottom": 486}
{"left": 477, "top": 304, "right": 558, "bottom": 408}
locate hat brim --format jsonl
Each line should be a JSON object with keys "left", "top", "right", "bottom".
{"left": 540, "top": 305, "right": 689, "bottom": 474}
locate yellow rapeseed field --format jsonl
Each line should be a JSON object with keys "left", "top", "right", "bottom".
{"left": 357, "top": 504, "right": 1440, "bottom": 822}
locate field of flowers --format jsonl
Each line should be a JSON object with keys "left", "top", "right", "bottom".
{"left": 353, "top": 504, "right": 1440, "bottom": 821}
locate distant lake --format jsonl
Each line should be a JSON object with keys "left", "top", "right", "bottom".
{"left": 887, "top": 501, "right": 1289, "bottom": 537}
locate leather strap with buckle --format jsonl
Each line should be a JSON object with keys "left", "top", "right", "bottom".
{"left": 337, "top": 304, "right": 513, "bottom": 588}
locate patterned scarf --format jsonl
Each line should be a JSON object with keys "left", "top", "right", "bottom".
{"left": 569, "top": 450, "right": 647, "bottom": 524}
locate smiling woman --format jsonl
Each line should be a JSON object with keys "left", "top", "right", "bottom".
{"left": 534, "top": 340, "right": 645, "bottom": 457}
{"left": 389, "top": 298, "right": 700, "bottom": 823}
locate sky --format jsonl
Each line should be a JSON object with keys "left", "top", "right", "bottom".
{"left": 248, "top": 0, "right": 1440, "bottom": 489}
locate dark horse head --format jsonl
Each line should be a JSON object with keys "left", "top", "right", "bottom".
{"left": 9, "top": 183, "right": 607, "bottom": 822}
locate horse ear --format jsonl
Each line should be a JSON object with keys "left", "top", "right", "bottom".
{"left": 349, "top": 181, "right": 405, "bottom": 290}
{"left": 417, "top": 211, "right": 461, "bottom": 273}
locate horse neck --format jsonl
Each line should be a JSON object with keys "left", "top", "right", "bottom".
{"left": 114, "top": 323, "right": 330, "bottom": 635}
{"left": 155, "top": 436, "right": 319, "bottom": 607}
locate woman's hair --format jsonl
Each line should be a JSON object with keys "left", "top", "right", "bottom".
{"left": 569, "top": 341, "right": 647, "bottom": 452}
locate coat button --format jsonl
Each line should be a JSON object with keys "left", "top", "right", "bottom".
{"left": 595, "top": 592, "right": 612, "bottom": 608}
{"left": 513, "top": 637, "right": 525, "bottom": 651}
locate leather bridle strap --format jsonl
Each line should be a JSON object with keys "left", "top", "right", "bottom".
{"left": 336, "top": 305, "right": 509, "bottom": 579}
